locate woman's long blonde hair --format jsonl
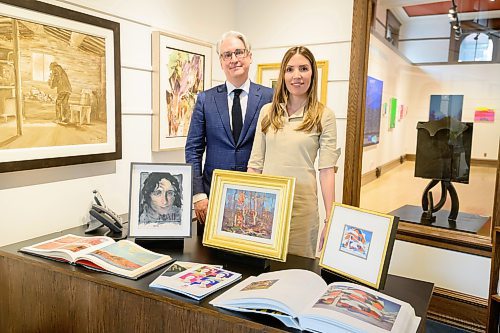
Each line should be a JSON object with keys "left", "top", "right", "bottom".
{"left": 261, "top": 46, "right": 324, "bottom": 134}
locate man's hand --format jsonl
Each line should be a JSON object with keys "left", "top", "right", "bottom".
{"left": 194, "top": 198, "right": 209, "bottom": 224}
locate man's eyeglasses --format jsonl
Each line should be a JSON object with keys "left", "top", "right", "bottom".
{"left": 220, "top": 49, "right": 248, "bottom": 61}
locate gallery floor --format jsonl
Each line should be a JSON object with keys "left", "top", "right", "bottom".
{"left": 360, "top": 161, "right": 496, "bottom": 236}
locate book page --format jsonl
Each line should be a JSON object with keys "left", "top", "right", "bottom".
{"left": 20, "top": 234, "right": 114, "bottom": 262}
{"left": 300, "top": 282, "right": 420, "bottom": 333}
{"left": 150, "top": 264, "right": 241, "bottom": 299}
{"left": 76, "top": 240, "right": 172, "bottom": 278}
{"left": 210, "top": 269, "right": 327, "bottom": 317}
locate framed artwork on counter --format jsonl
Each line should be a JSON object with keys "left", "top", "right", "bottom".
{"left": 203, "top": 169, "right": 295, "bottom": 262}
{"left": 319, "top": 203, "right": 399, "bottom": 290}
{"left": 128, "top": 162, "right": 193, "bottom": 239}
{"left": 152, "top": 31, "right": 212, "bottom": 151}
{"left": 0, "top": 0, "right": 121, "bottom": 173}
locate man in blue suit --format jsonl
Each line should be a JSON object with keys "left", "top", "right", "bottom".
{"left": 185, "top": 31, "right": 273, "bottom": 224}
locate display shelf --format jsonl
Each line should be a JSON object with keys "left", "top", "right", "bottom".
{"left": 487, "top": 227, "right": 500, "bottom": 332}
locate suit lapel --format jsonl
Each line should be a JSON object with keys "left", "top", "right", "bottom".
{"left": 239, "top": 82, "right": 262, "bottom": 145}
{"left": 214, "top": 84, "right": 234, "bottom": 145}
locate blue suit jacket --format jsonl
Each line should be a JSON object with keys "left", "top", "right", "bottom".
{"left": 185, "top": 82, "right": 273, "bottom": 196}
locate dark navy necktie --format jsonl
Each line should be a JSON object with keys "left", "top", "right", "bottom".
{"left": 231, "top": 89, "right": 243, "bottom": 143}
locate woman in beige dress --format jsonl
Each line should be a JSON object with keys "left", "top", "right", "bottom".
{"left": 248, "top": 46, "right": 340, "bottom": 258}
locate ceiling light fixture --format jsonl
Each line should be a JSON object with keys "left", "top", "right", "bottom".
{"left": 449, "top": 0, "right": 462, "bottom": 40}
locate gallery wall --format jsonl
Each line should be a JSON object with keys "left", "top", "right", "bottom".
{"left": 0, "top": 0, "right": 353, "bottom": 246}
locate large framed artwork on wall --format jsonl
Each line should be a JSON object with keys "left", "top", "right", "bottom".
{"left": 256, "top": 61, "right": 329, "bottom": 105}
{"left": 152, "top": 31, "right": 212, "bottom": 151}
{"left": 363, "top": 76, "right": 383, "bottom": 147}
{"left": 0, "top": 0, "right": 121, "bottom": 173}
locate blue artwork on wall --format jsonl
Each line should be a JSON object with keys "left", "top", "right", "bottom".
{"left": 429, "top": 95, "right": 464, "bottom": 121}
{"left": 364, "top": 76, "right": 383, "bottom": 146}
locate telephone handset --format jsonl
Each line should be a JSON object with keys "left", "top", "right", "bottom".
{"left": 86, "top": 190, "right": 123, "bottom": 235}
{"left": 89, "top": 204, "right": 123, "bottom": 233}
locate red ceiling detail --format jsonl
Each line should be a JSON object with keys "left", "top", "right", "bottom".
{"left": 404, "top": 0, "right": 500, "bottom": 17}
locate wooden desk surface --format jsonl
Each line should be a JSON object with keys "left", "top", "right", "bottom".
{"left": 0, "top": 222, "right": 434, "bottom": 333}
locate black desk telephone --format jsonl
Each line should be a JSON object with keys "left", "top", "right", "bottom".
{"left": 86, "top": 190, "right": 124, "bottom": 236}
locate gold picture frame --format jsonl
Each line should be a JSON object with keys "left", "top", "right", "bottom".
{"left": 203, "top": 170, "right": 295, "bottom": 262}
{"left": 319, "top": 203, "right": 399, "bottom": 290}
{"left": 256, "top": 60, "right": 329, "bottom": 105}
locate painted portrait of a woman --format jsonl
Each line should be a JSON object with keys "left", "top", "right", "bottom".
{"left": 138, "top": 172, "right": 183, "bottom": 225}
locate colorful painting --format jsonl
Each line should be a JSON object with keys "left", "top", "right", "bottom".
{"left": 363, "top": 76, "right": 383, "bottom": 146}
{"left": 164, "top": 47, "right": 204, "bottom": 137}
{"left": 221, "top": 188, "right": 277, "bottom": 240}
{"left": 152, "top": 32, "right": 212, "bottom": 151}
{"left": 89, "top": 241, "right": 163, "bottom": 271}
{"left": 389, "top": 98, "right": 397, "bottom": 128}
{"left": 178, "top": 265, "right": 235, "bottom": 289}
{"left": 314, "top": 284, "right": 401, "bottom": 330}
{"left": 429, "top": 95, "right": 463, "bottom": 121}
{"left": 474, "top": 107, "right": 495, "bottom": 122}
{"left": 33, "top": 235, "right": 107, "bottom": 251}
{"left": 339, "top": 225, "right": 373, "bottom": 259}
{"left": 0, "top": 0, "right": 121, "bottom": 173}
{"left": 241, "top": 279, "right": 278, "bottom": 291}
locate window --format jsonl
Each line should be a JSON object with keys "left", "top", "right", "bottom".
{"left": 458, "top": 33, "right": 493, "bottom": 62}
{"left": 32, "top": 52, "right": 54, "bottom": 81}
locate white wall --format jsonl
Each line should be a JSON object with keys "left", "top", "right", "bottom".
{"left": 0, "top": 0, "right": 353, "bottom": 246}
{"left": 0, "top": 0, "right": 235, "bottom": 246}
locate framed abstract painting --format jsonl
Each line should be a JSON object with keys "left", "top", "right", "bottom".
{"left": 319, "top": 203, "right": 399, "bottom": 290}
{"left": 363, "top": 76, "right": 383, "bottom": 146}
{"left": 203, "top": 169, "right": 295, "bottom": 262}
{"left": 152, "top": 31, "right": 212, "bottom": 151}
{"left": 0, "top": 0, "right": 121, "bottom": 173}
{"left": 128, "top": 162, "right": 193, "bottom": 239}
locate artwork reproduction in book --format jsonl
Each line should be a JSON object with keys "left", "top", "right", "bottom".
{"left": 159, "top": 261, "right": 222, "bottom": 277}
{"left": 149, "top": 264, "right": 241, "bottom": 300}
{"left": 210, "top": 269, "right": 420, "bottom": 333}
{"left": 19, "top": 234, "right": 173, "bottom": 280}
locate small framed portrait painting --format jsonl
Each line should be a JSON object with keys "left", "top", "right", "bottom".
{"left": 203, "top": 170, "right": 295, "bottom": 262}
{"left": 319, "top": 203, "right": 399, "bottom": 290}
{"left": 128, "top": 163, "right": 192, "bottom": 238}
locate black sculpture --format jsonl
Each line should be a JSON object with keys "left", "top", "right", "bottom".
{"left": 415, "top": 117, "right": 473, "bottom": 222}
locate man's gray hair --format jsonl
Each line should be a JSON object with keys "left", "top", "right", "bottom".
{"left": 216, "top": 31, "right": 251, "bottom": 55}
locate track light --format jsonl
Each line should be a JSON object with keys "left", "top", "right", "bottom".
{"left": 449, "top": 1, "right": 462, "bottom": 40}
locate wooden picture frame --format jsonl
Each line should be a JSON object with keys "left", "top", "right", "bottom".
{"left": 203, "top": 169, "right": 295, "bottom": 262}
{"left": 319, "top": 203, "right": 398, "bottom": 290}
{"left": 0, "top": 0, "right": 121, "bottom": 173}
{"left": 256, "top": 60, "right": 329, "bottom": 105}
{"left": 152, "top": 31, "right": 212, "bottom": 151}
{"left": 128, "top": 162, "right": 193, "bottom": 239}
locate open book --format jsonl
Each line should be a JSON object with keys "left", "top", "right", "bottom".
{"left": 210, "top": 269, "right": 420, "bottom": 333}
{"left": 150, "top": 264, "right": 241, "bottom": 300}
{"left": 19, "top": 234, "right": 173, "bottom": 280}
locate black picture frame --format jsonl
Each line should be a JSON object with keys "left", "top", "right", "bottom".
{"left": 0, "top": 0, "right": 121, "bottom": 173}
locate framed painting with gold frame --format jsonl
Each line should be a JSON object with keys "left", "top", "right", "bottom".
{"left": 203, "top": 169, "right": 295, "bottom": 262}
{"left": 255, "top": 60, "right": 329, "bottom": 105}
{"left": 319, "top": 203, "right": 398, "bottom": 290}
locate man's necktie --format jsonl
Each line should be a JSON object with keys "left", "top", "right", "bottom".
{"left": 231, "top": 89, "right": 243, "bottom": 143}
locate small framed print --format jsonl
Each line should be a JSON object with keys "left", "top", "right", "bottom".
{"left": 256, "top": 61, "right": 329, "bottom": 105}
{"left": 203, "top": 170, "right": 295, "bottom": 262}
{"left": 128, "top": 162, "right": 192, "bottom": 238}
{"left": 319, "top": 203, "right": 399, "bottom": 290}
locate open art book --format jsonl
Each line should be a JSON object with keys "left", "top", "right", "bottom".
{"left": 210, "top": 269, "right": 420, "bottom": 333}
{"left": 20, "top": 234, "right": 173, "bottom": 280}
{"left": 150, "top": 264, "right": 241, "bottom": 300}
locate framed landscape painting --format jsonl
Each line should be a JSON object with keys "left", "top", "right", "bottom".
{"left": 152, "top": 31, "right": 212, "bottom": 151}
{"left": 0, "top": 0, "right": 121, "bottom": 173}
{"left": 256, "top": 60, "right": 329, "bottom": 105}
{"left": 128, "top": 162, "right": 193, "bottom": 239}
{"left": 319, "top": 203, "right": 399, "bottom": 290}
{"left": 203, "top": 170, "right": 295, "bottom": 262}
